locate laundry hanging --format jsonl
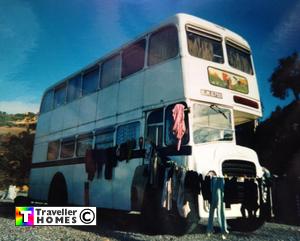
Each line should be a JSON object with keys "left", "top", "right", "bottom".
{"left": 172, "top": 104, "right": 186, "bottom": 151}
{"left": 85, "top": 149, "right": 96, "bottom": 181}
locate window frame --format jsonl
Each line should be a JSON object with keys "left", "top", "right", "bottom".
{"left": 192, "top": 103, "right": 234, "bottom": 144}
{"left": 95, "top": 126, "right": 115, "bottom": 149}
{"left": 186, "top": 25, "right": 224, "bottom": 64}
{"left": 67, "top": 74, "right": 82, "bottom": 103}
{"left": 147, "top": 25, "right": 179, "bottom": 67}
{"left": 47, "top": 140, "right": 60, "bottom": 161}
{"left": 226, "top": 39, "right": 254, "bottom": 75}
{"left": 100, "top": 54, "right": 121, "bottom": 89}
{"left": 53, "top": 83, "right": 67, "bottom": 108}
{"left": 82, "top": 65, "right": 100, "bottom": 96}
{"left": 60, "top": 136, "right": 75, "bottom": 159}
{"left": 164, "top": 102, "right": 190, "bottom": 146}
{"left": 40, "top": 89, "right": 54, "bottom": 114}
{"left": 121, "top": 38, "right": 146, "bottom": 78}
{"left": 116, "top": 121, "right": 140, "bottom": 148}
{"left": 76, "top": 132, "right": 93, "bottom": 157}
{"left": 146, "top": 108, "right": 164, "bottom": 147}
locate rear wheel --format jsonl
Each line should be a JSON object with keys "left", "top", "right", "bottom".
{"left": 48, "top": 172, "right": 68, "bottom": 206}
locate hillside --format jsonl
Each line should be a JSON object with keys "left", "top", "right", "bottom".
{"left": 0, "top": 112, "right": 37, "bottom": 189}
{"left": 0, "top": 111, "right": 37, "bottom": 127}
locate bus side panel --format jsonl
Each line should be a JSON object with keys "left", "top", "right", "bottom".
{"left": 68, "top": 164, "right": 85, "bottom": 205}
{"left": 50, "top": 108, "right": 65, "bottom": 133}
{"left": 143, "top": 59, "right": 184, "bottom": 107}
{"left": 79, "top": 93, "right": 98, "bottom": 125}
{"left": 29, "top": 168, "right": 49, "bottom": 201}
{"left": 63, "top": 100, "right": 80, "bottom": 129}
{"left": 97, "top": 85, "right": 118, "bottom": 120}
{"left": 35, "top": 112, "right": 51, "bottom": 138}
{"left": 90, "top": 174, "right": 113, "bottom": 209}
{"left": 31, "top": 142, "right": 48, "bottom": 164}
{"left": 118, "top": 72, "right": 144, "bottom": 113}
{"left": 112, "top": 159, "right": 142, "bottom": 210}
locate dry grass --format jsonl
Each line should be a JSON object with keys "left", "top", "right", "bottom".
{"left": 0, "top": 126, "right": 27, "bottom": 135}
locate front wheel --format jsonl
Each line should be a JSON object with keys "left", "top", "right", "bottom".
{"left": 141, "top": 186, "right": 199, "bottom": 235}
{"left": 227, "top": 202, "right": 268, "bottom": 232}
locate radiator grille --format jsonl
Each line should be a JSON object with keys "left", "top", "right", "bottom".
{"left": 222, "top": 160, "right": 256, "bottom": 177}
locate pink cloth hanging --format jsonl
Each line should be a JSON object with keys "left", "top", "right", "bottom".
{"left": 172, "top": 104, "right": 186, "bottom": 151}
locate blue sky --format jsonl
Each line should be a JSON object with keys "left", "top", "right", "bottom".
{"left": 0, "top": 0, "right": 299, "bottom": 119}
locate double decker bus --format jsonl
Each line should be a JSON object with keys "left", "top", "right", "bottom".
{"left": 29, "top": 13, "right": 270, "bottom": 233}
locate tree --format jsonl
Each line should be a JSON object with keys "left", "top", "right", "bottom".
{"left": 269, "top": 52, "right": 300, "bottom": 101}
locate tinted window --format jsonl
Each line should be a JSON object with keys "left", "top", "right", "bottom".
{"left": 60, "top": 138, "right": 75, "bottom": 158}
{"left": 40, "top": 90, "right": 54, "bottom": 113}
{"left": 76, "top": 134, "right": 93, "bottom": 157}
{"left": 54, "top": 84, "right": 66, "bottom": 108}
{"left": 116, "top": 122, "right": 140, "bottom": 146}
{"left": 187, "top": 30, "right": 223, "bottom": 63}
{"left": 95, "top": 130, "right": 114, "bottom": 149}
{"left": 82, "top": 67, "right": 99, "bottom": 96}
{"left": 226, "top": 42, "right": 253, "bottom": 74}
{"left": 67, "top": 75, "right": 81, "bottom": 102}
{"left": 47, "top": 140, "right": 59, "bottom": 161}
{"left": 101, "top": 55, "right": 121, "bottom": 88}
{"left": 148, "top": 26, "right": 178, "bottom": 66}
{"left": 122, "top": 39, "right": 146, "bottom": 78}
{"left": 165, "top": 103, "right": 189, "bottom": 146}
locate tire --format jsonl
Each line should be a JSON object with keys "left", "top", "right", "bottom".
{"left": 141, "top": 186, "right": 199, "bottom": 235}
{"left": 227, "top": 203, "right": 268, "bottom": 232}
{"left": 48, "top": 172, "right": 68, "bottom": 206}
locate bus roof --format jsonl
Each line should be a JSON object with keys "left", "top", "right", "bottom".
{"left": 42, "top": 13, "right": 251, "bottom": 96}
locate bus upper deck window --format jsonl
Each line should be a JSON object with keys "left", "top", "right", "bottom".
{"left": 82, "top": 67, "right": 99, "bottom": 96}
{"left": 40, "top": 90, "right": 54, "bottom": 113}
{"left": 101, "top": 54, "right": 121, "bottom": 88}
{"left": 67, "top": 75, "right": 81, "bottom": 102}
{"left": 148, "top": 26, "right": 178, "bottom": 66}
{"left": 122, "top": 39, "right": 146, "bottom": 78}
{"left": 187, "top": 30, "right": 223, "bottom": 63}
{"left": 226, "top": 41, "right": 253, "bottom": 74}
{"left": 54, "top": 84, "right": 66, "bottom": 108}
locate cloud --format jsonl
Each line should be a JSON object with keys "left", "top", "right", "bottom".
{"left": 268, "top": 1, "right": 300, "bottom": 52}
{"left": 0, "top": 101, "right": 39, "bottom": 114}
{"left": 0, "top": 0, "right": 40, "bottom": 82}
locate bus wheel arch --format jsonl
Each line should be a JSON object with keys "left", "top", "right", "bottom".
{"left": 48, "top": 172, "right": 68, "bottom": 206}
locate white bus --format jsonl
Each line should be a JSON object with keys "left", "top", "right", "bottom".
{"left": 29, "top": 13, "right": 270, "bottom": 233}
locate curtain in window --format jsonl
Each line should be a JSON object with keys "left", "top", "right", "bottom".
{"left": 188, "top": 34, "right": 214, "bottom": 61}
{"left": 148, "top": 26, "right": 178, "bottom": 66}
{"left": 227, "top": 44, "right": 253, "bottom": 74}
{"left": 67, "top": 76, "right": 81, "bottom": 102}
{"left": 101, "top": 55, "right": 120, "bottom": 88}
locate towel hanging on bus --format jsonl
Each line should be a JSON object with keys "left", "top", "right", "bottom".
{"left": 172, "top": 104, "right": 186, "bottom": 151}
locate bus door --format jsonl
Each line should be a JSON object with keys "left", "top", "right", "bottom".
{"left": 146, "top": 108, "right": 164, "bottom": 148}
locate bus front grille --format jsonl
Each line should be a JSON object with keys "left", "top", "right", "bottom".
{"left": 222, "top": 160, "right": 256, "bottom": 177}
